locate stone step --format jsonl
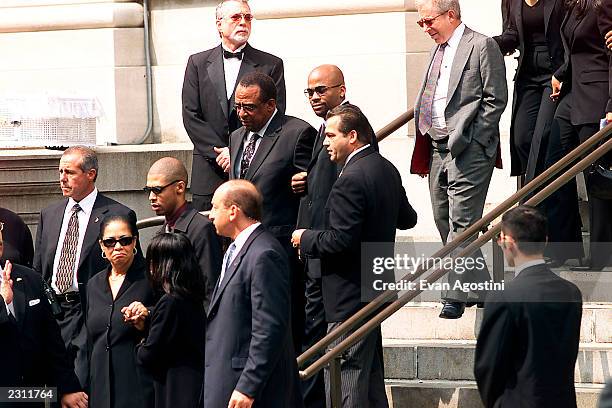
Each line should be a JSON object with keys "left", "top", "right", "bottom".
{"left": 382, "top": 302, "right": 612, "bottom": 343}
{"left": 384, "top": 380, "right": 604, "bottom": 408}
{"left": 382, "top": 339, "right": 612, "bottom": 384}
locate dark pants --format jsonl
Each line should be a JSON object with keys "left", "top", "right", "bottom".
{"left": 56, "top": 299, "right": 88, "bottom": 388}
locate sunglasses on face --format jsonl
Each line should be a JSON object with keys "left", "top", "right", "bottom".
{"left": 235, "top": 102, "right": 260, "bottom": 113}
{"left": 303, "top": 84, "right": 343, "bottom": 98}
{"left": 143, "top": 180, "right": 180, "bottom": 195}
{"left": 228, "top": 13, "right": 253, "bottom": 22}
{"left": 101, "top": 236, "right": 136, "bottom": 248}
{"left": 416, "top": 11, "right": 447, "bottom": 27}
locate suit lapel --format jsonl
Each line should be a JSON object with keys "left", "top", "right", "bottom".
{"left": 446, "top": 28, "right": 474, "bottom": 106}
{"left": 207, "top": 45, "right": 229, "bottom": 119}
{"left": 230, "top": 128, "right": 249, "bottom": 179}
{"left": 308, "top": 124, "right": 326, "bottom": 171}
{"left": 208, "top": 226, "right": 263, "bottom": 313}
{"left": 229, "top": 44, "right": 259, "bottom": 114}
{"left": 12, "top": 273, "right": 26, "bottom": 332}
{"left": 243, "top": 113, "right": 283, "bottom": 180}
{"left": 45, "top": 200, "right": 68, "bottom": 280}
{"left": 515, "top": 0, "right": 524, "bottom": 42}
{"left": 543, "top": 0, "right": 556, "bottom": 35}
{"left": 78, "top": 197, "right": 108, "bottom": 272}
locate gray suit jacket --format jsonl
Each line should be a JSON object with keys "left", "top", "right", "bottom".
{"left": 411, "top": 26, "right": 508, "bottom": 173}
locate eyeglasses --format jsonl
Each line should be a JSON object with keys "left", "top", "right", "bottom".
{"left": 226, "top": 13, "right": 253, "bottom": 22}
{"left": 235, "top": 102, "right": 259, "bottom": 113}
{"left": 101, "top": 236, "right": 136, "bottom": 248}
{"left": 416, "top": 11, "right": 448, "bottom": 27}
{"left": 143, "top": 180, "right": 180, "bottom": 195}
{"left": 303, "top": 84, "right": 343, "bottom": 98}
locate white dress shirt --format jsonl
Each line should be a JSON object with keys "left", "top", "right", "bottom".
{"left": 237, "top": 109, "right": 278, "bottom": 176}
{"left": 514, "top": 259, "right": 546, "bottom": 277}
{"left": 4, "top": 300, "right": 15, "bottom": 319}
{"left": 223, "top": 43, "right": 247, "bottom": 100}
{"left": 218, "top": 222, "right": 261, "bottom": 284}
{"left": 340, "top": 144, "right": 370, "bottom": 176}
{"left": 429, "top": 23, "right": 466, "bottom": 140}
{"left": 51, "top": 188, "right": 98, "bottom": 293}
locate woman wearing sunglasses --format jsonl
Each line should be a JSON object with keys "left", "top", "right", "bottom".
{"left": 86, "top": 214, "right": 157, "bottom": 408}
{"left": 136, "top": 233, "right": 206, "bottom": 408}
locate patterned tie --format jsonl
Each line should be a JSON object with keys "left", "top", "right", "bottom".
{"left": 218, "top": 243, "right": 236, "bottom": 287}
{"left": 56, "top": 203, "right": 81, "bottom": 293}
{"left": 418, "top": 43, "right": 447, "bottom": 136}
{"left": 239, "top": 133, "right": 260, "bottom": 179}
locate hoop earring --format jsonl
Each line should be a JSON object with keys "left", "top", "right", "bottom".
{"left": 133, "top": 247, "right": 138, "bottom": 255}
{"left": 101, "top": 251, "right": 107, "bottom": 259}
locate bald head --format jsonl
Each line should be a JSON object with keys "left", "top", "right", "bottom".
{"left": 147, "top": 157, "right": 188, "bottom": 185}
{"left": 210, "top": 180, "right": 262, "bottom": 239}
{"left": 307, "top": 64, "right": 346, "bottom": 118}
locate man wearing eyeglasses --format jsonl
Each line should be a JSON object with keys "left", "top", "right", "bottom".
{"left": 410, "top": 0, "right": 508, "bottom": 319}
{"left": 182, "top": 0, "right": 286, "bottom": 214}
{"left": 474, "top": 205, "right": 582, "bottom": 408}
{"left": 145, "top": 157, "right": 222, "bottom": 308}
{"left": 32, "top": 146, "right": 140, "bottom": 386}
{"left": 227, "top": 71, "right": 316, "bottom": 354}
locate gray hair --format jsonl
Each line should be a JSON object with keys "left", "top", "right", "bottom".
{"left": 215, "top": 0, "right": 250, "bottom": 20}
{"left": 415, "top": 0, "right": 461, "bottom": 19}
{"left": 63, "top": 146, "right": 98, "bottom": 181}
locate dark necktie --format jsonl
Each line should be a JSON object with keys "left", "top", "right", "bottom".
{"left": 314, "top": 123, "right": 326, "bottom": 151}
{"left": 418, "top": 43, "right": 447, "bottom": 136}
{"left": 56, "top": 203, "right": 81, "bottom": 293}
{"left": 240, "top": 133, "right": 260, "bottom": 179}
{"left": 223, "top": 50, "right": 243, "bottom": 60}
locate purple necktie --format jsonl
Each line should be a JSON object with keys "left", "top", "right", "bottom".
{"left": 418, "top": 43, "right": 447, "bottom": 136}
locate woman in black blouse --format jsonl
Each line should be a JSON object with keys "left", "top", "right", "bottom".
{"left": 86, "top": 215, "right": 156, "bottom": 408}
{"left": 136, "top": 233, "right": 206, "bottom": 408}
{"left": 550, "top": 0, "right": 612, "bottom": 270}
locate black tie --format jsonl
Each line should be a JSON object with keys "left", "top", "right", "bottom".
{"left": 223, "top": 50, "right": 243, "bottom": 60}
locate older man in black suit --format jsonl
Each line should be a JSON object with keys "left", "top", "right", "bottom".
{"left": 205, "top": 180, "right": 303, "bottom": 408}
{"left": 474, "top": 205, "right": 583, "bottom": 408}
{"left": 145, "top": 157, "right": 222, "bottom": 308}
{"left": 1, "top": 228, "right": 87, "bottom": 408}
{"left": 32, "top": 146, "right": 139, "bottom": 386}
{"left": 292, "top": 104, "right": 417, "bottom": 407}
{"left": 182, "top": 0, "right": 286, "bottom": 212}
{"left": 221, "top": 71, "right": 316, "bottom": 351}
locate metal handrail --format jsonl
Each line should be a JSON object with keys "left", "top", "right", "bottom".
{"left": 298, "top": 119, "right": 612, "bottom": 377}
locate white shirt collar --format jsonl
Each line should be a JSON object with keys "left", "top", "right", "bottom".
{"left": 446, "top": 22, "right": 465, "bottom": 50}
{"left": 250, "top": 109, "right": 278, "bottom": 138}
{"left": 343, "top": 144, "right": 370, "bottom": 169}
{"left": 232, "top": 222, "right": 261, "bottom": 256}
{"left": 68, "top": 187, "right": 98, "bottom": 216}
{"left": 221, "top": 42, "right": 247, "bottom": 55}
{"left": 515, "top": 259, "right": 546, "bottom": 277}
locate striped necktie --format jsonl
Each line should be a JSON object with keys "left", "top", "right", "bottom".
{"left": 56, "top": 203, "right": 82, "bottom": 293}
{"left": 418, "top": 43, "right": 447, "bottom": 136}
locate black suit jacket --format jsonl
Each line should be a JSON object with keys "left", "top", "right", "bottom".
{"left": 300, "top": 147, "right": 417, "bottom": 322}
{"left": 474, "top": 264, "right": 583, "bottom": 408}
{"left": 182, "top": 43, "right": 286, "bottom": 196}
{"left": 229, "top": 112, "right": 316, "bottom": 240}
{"left": 494, "top": 0, "right": 566, "bottom": 78}
{"left": 33, "top": 193, "right": 139, "bottom": 307}
{"left": 0, "top": 264, "right": 81, "bottom": 396}
{"left": 555, "top": 2, "right": 612, "bottom": 124}
{"left": 0, "top": 207, "right": 34, "bottom": 267}
{"left": 204, "top": 225, "right": 303, "bottom": 408}
{"left": 160, "top": 203, "right": 222, "bottom": 308}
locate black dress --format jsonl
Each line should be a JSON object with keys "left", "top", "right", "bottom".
{"left": 86, "top": 260, "right": 157, "bottom": 408}
{"left": 136, "top": 293, "right": 206, "bottom": 408}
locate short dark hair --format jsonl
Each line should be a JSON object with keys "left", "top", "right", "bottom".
{"left": 99, "top": 214, "right": 138, "bottom": 240}
{"left": 63, "top": 146, "right": 99, "bottom": 182}
{"left": 146, "top": 233, "right": 206, "bottom": 302}
{"left": 501, "top": 205, "right": 547, "bottom": 255}
{"left": 238, "top": 71, "right": 277, "bottom": 103}
{"left": 220, "top": 180, "right": 263, "bottom": 221}
{"left": 326, "top": 103, "right": 373, "bottom": 144}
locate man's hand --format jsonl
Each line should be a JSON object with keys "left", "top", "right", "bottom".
{"left": 61, "top": 391, "right": 88, "bottom": 408}
{"left": 291, "top": 171, "right": 308, "bottom": 194}
{"left": 214, "top": 147, "right": 231, "bottom": 173}
{"left": 1, "top": 260, "right": 13, "bottom": 305}
{"left": 550, "top": 76, "right": 562, "bottom": 101}
{"left": 606, "top": 112, "right": 612, "bottom": 123}
{"left": 605, "top": 30, "right": 612, "bottom": 51}
{"left": 291, "top": 229, "right": 306, "bottom": 249}
{"left": 228, "top": 390, "right": 253, "bottom": 408}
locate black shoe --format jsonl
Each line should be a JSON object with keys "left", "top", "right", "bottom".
{"left": 466, "top": 300, "right": 485, "bottom": 308}
{"left": 439, "top": 301, "right": 466, "bottom": 319}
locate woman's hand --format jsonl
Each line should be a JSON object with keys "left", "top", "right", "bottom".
{"left": 550, "top": 76, "right": 562, "bottom": 101}
{"left": 121, "top": 301, "right": 149, "bottom": 331}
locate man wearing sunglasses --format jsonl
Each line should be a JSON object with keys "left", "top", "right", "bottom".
{"left": 475, "top": 205, "right": 582, "bottom": 408}
{"left": 410, "top": 0, "right": 508, "bottom": 319}
{"left": 145, "top": 157, "right": 222, "bottom": 308}
{"left": 182, "top": 0, "right": 286, "bottom": 214}
{"left": 32, "top": 146, "right": 140, "bottom": 386}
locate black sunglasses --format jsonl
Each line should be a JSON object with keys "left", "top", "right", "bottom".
{"left": 303, "top": 84, "right": 343, "bottom": 98}
{"left": 143, "top": 180, "right": 180, "bottom": 195}
{"left": 101, "top": 236, "right": 136, "bottom": 248}
{"left": 228, "top": 13, "right": 253, "bottom": 22}
{"left": 416, "top": 11, "right": 447, "bottom": 28}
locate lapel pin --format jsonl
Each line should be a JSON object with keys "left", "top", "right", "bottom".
{"left": 94, "top": 217, "right": 99, "bottom": 223}
{"left": 16, "top": 277, "right": 23, "bottom": 282}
